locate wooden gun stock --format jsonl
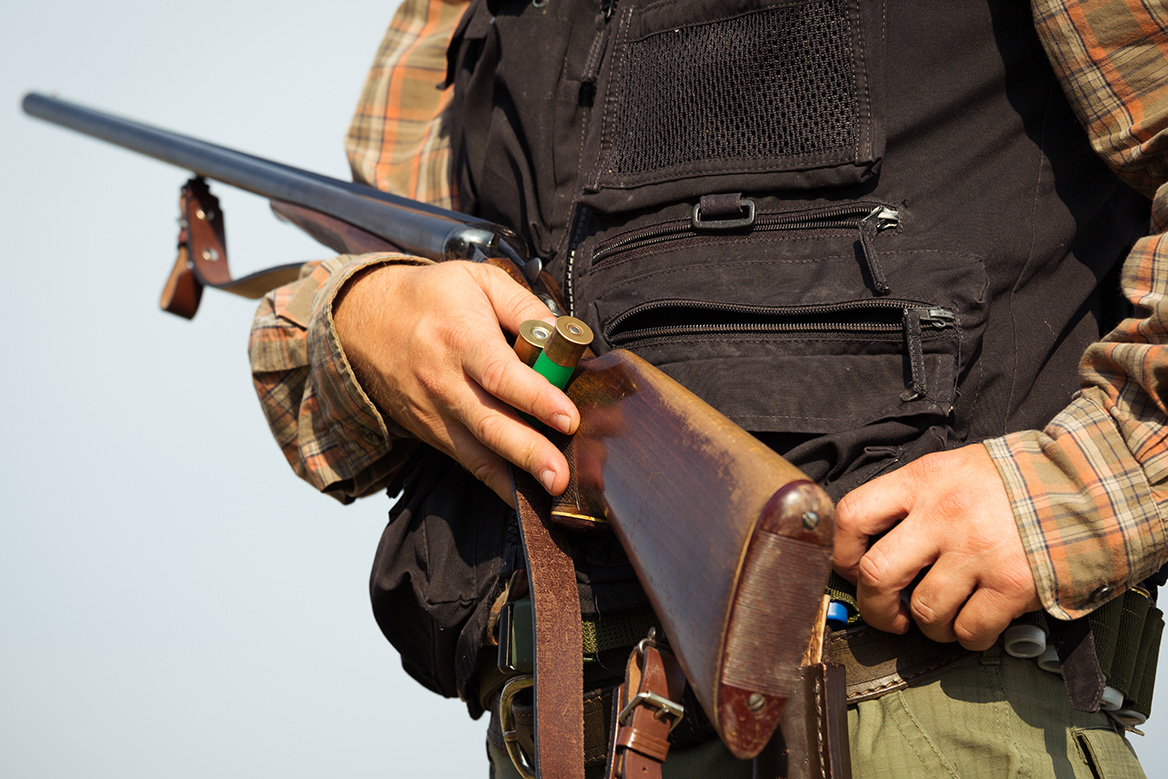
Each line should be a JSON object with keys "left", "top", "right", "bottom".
{"left": 561, "top": 351, "right": 834, "bottom": 758}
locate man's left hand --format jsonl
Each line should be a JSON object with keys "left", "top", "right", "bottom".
{"left": 833, "top": 445, "right": 1042, "bottom": 650}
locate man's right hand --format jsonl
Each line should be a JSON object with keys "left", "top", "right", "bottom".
{"left": 333, "top": 260, "right": 580, "bottom": 507}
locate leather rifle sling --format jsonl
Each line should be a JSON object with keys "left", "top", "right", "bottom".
{"left": 161, "top": 178, "right": 322, "bottom": 319}
{"left": 513, "top": 468, "right": 586, "bottom": 778}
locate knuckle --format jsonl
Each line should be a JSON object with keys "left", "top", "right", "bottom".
{"left": 910, "top": 594, "right": 939, "bottom": 624}
{"left": 469, "top": 458, "right": 495, "bottom": 487}
{"left": 472, "top": 412, "right": 509, "bottom": 450}
{"left": 952, "top": 620, "right": 982, "bottom": 647}
{"left": 997, "top": 563, "right": 1035, "bottom": 596}
{"left": 477, "top": 355, "right": 514, "bottom": 398}
{"left": 934, "top": 489, "right": 977, "bottom": 522}
{"left": 413, "top": 364, "right": 448, "bottom": 401}
{"left": 857, "top": 551, "right": 891, "bottom": 589}
{"left": 834, "top": 493, "right": 859, "bottom": 523}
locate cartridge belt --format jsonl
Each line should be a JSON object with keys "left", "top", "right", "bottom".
{"left": 828, "top": 587, "right": 1163, "bottom": 719}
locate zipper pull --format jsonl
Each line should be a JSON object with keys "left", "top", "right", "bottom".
{"left": 863, "top": 206, "right": 900, "bottom": 231}
{"left": 920, "top": 307, "right": 956, "bottom": 329}
{"left": 901, "top": 308, "right": 927, "bottom": 402}
{"left": 858, "top": 208, "right": 894, "bottom": 296}
{"left": 601, "top": 0, "right": 618, "bottom": 20}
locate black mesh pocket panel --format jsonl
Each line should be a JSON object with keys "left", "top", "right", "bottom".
{"left": 612, "top": 3, "right": 856, "bottom": 175}
{"left": 583, "top": 0, "right": 883, "bottom": 208}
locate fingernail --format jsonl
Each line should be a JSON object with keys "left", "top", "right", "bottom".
{"left": 552, "top": 413, "right": 572, "bottom": 434}
{"left": 539, "top": 469, "right": 557, "bottom": 492}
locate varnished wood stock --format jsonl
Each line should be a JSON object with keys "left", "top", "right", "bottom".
{"left": 562, "top": 351, "right": 834, "bottom": 758}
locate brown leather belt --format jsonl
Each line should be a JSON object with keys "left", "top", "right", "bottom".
{"left": 486, "top": 619, "right": 976, "bottom": 770}
{"left": 828, "top": 622, "right": 978, "bottom": 703}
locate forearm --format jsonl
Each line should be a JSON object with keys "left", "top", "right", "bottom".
{"left": 249, "top": 253, "right": 432, "bottom": 502}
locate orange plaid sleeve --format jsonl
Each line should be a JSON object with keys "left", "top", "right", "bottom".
{"left": 249, "top": 0, "right": 466, "bottom": 502}
{"left": 983, "top": 0, "right": 1168, "bottom": 619}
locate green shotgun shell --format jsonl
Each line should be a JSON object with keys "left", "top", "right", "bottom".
{"left": 514, "top": 320, "right": 553, "bottom": 367}
{"left": 531, "top": 316, "right": 593, "bottom": 389}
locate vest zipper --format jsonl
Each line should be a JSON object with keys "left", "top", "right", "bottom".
{"left": 564, "top": 205, "right": 592, "bottom": 317}
{"left": 606, "top": 299, "right": 954, "bottom": 399}
{"left": 592, "top": 203, "right": 900, "bottom": 294}
{"left": 606, "top": 298, "right": 951, "bottom": 342}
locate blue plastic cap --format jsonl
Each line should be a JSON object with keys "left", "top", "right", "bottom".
{"left": 826, "top": 600, "right": 850, "bottom": 628}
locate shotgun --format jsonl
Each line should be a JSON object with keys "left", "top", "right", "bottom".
{"left": 22, "top": 92, "right": 835, "bottom": 760}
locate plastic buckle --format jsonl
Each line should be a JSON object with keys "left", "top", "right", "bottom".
{"left": 691, "top": 197, "right": 756, "bottom": 231}
{"left": 497, "top": 598, "right": 534, "bottom": 674}
{"left": 499, "top": 675, "right": 537, "bottom": 779}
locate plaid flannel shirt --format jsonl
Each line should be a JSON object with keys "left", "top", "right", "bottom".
{"left": 249, "top": 0, "right": 1168, "bottom": 619}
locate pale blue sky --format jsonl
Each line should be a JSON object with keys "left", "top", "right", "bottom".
{"left": 3, "top": 2, "right": 1165, "bottom": 777}
{"left": 2, "top": 1, "right": 481, "bottom": 776}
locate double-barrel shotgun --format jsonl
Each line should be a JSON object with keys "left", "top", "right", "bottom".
{"left": 23, "top": 92, "right": 837, "bottom": 769}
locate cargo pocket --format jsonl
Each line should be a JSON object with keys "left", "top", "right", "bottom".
{"left": 1073, "top": 728, "right": 1146, "bottom": 779}
{"left": 573, "top": 199, "right": 987, "bottom": 485}
{"left": 604, "top": 296, "right": 960, "bottom": 434}
{"left": 369, "top": 448, "right": 514, "bottom": 700}
{"left": 580, "top": 0, "right": 885, "bottom": 213}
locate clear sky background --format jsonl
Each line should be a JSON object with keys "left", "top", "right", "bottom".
{"left": 2, "top": 1, "right": 484, "bottom": 776}
{"left": 3, "top": 2, "right": 1167, "bottom": 778}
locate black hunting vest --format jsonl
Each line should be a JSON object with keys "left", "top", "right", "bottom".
{"left": 370, "top": 0, "right": 1150, "bottom": 709}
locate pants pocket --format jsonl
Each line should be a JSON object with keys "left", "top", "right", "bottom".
{"left": 1073, "top": 728, "right": 1147, "bottom": 779}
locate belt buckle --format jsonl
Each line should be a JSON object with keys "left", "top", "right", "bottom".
{"left": 618, "top": 630, "right": 685, "bottom": 732}
{"left": 617, "top": 690, "right": 685, "bottom": 733}
{"left": 499, "top": 675, "right": 536, "bottom": 779}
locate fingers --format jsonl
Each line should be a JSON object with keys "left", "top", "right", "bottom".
{"left": 833, "top": 464, "right": 920, "bottom": 582}
{"left": 465, "top": 262, "right": 558, "bottom": 333}
{"left": 334, "top": 260, "right": 581, "bottom": 498}
{"left": 459, "top": 328, "right": 578, "bottom": 434}
{"left": 854, "top": 519, "right": 938, "bottom": 635}
{"left": 833, "top": 447, "right": 1041, "bottom": 650}
{"left": 951, "top": 587, "right": 1027, "bottom": 652}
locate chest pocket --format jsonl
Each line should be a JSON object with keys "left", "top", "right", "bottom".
{"left": 579, "top": 0, "right": 886, "bottom": 214}
{"left": 571, "top": 198, "right": 989, "bottom": 491}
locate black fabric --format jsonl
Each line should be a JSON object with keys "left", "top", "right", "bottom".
{"left": 369, "top": 448, "right": 516, "bottom": 714}
{"left": 580, "top": 0, "right": 885, "bottom": 214}
{"left": 603, "top": 1, "right": 860, "bottom": 175}
{"left": 376, "top": 0, "right": 1153, "bottom": 712}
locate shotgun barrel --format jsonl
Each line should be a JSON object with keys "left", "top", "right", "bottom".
{"left": 21, "top": 92, "right": 535, "bottom": 277}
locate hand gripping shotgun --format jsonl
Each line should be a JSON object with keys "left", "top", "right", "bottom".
{"left": 23, "top": 93, "right": 838, "bottom": 769}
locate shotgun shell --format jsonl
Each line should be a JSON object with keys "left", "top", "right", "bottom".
{"left": 531, "top": 316, "right": 593, "bottom": 390}
{"left": 513, "top": 319, "right": 553, "bottom": 367}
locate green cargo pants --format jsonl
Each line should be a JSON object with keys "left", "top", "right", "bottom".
{"left": 487, "top": 647, "right": 1146, "bottom": 778}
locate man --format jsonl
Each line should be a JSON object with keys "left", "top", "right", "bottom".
{"left": 251, "top": 0, "right": 1167, "bottom": 775}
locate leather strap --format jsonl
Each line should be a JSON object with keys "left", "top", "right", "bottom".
{"left": 827, "top": 622, "right": 977, "bottom": 702}
{"left": 605, "top": 637, "right": 687, "bottom": 779}
{"left": 513, "top": 469, "right": 585, "bottom": 779}
{"left": 753, "top": 662, "right": 852, "bottom": 779}
{"left": 161, "top": 178, "right": 305, "bottom": 319}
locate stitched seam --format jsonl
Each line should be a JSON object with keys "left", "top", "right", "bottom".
{"left": 892, "top": 691, "right": 961, "bottom": 778}
{"left": 845, "top": 653, "right": 976, "bottom": 701}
